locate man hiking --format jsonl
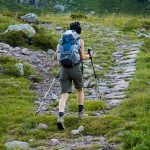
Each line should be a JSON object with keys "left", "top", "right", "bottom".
{"left": 56, "top": 22, "right": 92, "bottom": 130}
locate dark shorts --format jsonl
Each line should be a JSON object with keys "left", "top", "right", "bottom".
{"left": 59, "top": 65, "right": 84, "bottom": 94}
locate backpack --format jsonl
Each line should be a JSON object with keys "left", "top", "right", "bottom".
{"left": 57, "top": 30, "right": 81, "bottom": 67}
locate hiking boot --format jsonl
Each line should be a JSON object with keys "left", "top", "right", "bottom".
{"left": 57, "top": 116, "right": 65, "bottom": 130}
{"left": 78, "top": 111, "right": 88, "bottom": 119}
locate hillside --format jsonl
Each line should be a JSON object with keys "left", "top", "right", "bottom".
{"left": 0, "top": 1, "right": 150, "bottom": 150}
{"left": 0, "top": 0, "right": 150, "bottom": 15}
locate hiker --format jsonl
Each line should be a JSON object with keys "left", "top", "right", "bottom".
{"left": 55, "top": 22, "right": 93, "bottom": 130}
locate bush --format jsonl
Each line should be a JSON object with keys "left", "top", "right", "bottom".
{"left": 71, "top": 13, "right": 87, "bottom": 19}
{"left": 123, "top": 19, "right": 142, "bottom": 31}
{"left": 32, "top": 32, "right": 57, "bottom": 50}
{"left": 0, "top": 31, "right": 29, "bottom": 47}
{"left": 0, "top": 26, "right": 59, "bottom": 51}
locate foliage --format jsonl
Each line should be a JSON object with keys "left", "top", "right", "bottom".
{"left": 0, "top": 25, "right": 59, "bottom": 51}
{"left": 123, "top": 18, "right": 142, "bottom": 31}
{"left": 0, "top": 31, "right": 29, "bottom": 47}
{"left": 141, "top": 20, "right": 150, "bottom": 30}
{"left": 71, "top": 13, "right": 87, "bottom": 19}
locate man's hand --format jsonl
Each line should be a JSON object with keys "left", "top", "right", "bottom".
{"left": 88, "top": 49, "right": 94, "bottom": 58}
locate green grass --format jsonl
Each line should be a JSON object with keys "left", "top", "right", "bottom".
{"left": 109, "top": 39, "right": 150, "bottom": 149}
{"left": 0, "top": 10, "right": 150, "bottom": 149}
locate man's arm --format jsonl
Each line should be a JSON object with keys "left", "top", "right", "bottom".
{"left": 80, "top": 39, "right": 91, "bottom": 60}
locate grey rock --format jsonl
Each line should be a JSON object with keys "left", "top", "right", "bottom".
{"left": 15, "top": 47, "right": 21, "bottom": 51}
{"left": 116, "top": 59, "right": 136, "bottom": 65}
{"left": 105, "top": 92, "right": 126, "bottom": 99}
{"left": 0, "top": 42, "right": 10, "bottom": 50}
{"left": 54, "top": 4, "right": 65, "bottom": 12}
{"left": 5, "top": 140, "right": 29, "bottom": 149}
{"left": 55, "top": 27, "right": 62, "bottom": 31}
{"left": 15, "top": 63, "right": 24, "bottom": 76}
{"left": 20, "top": 13, "right": 38, "bottom": 23}
{"left": 51, "top": 139, "right": 59, "bottom": 146}
{"left": 127, "top": 50, "right": 140, "bottom": 55}
{"left": 115, "top": 73, "right": 133, "bottom": 79}
{"left": 84, "top": 80, "right": 90, "bottom": 87}
{"left": 29, "top": 139, "right": 34, "bottom": 142}
{"left": 137, "top": 33, "right": 149, "bottom": 38}
{"left": 5, "top": 24, "right": 36, "bottom": 38}
{"left": 37, "top": 123, "right": 48, "bottom": 129}
{"left": 22, "top": 48, "right": 31, "bottom": 55}
{"left": 47, "top": 49, "right": 55, "bottom": 56}
{"left": 42, "top": 106, "right": 48, "bottom": 111}
{"left": 94, "top": 64, "right": 103, "bottom": 71}
{"left": 51, "top": 94, "right": 58, "bottom": 100}
{"left": 92, "top": 112, "right": 101, "bottom": 116}
{"left": 71, "top": 130, "right": 80, "bottom": 135}
{"left": 108, "top": 99, "right": 123, "bottom": 106}
{"left": 78, "top": 126, "right": 84, "bottom": 132}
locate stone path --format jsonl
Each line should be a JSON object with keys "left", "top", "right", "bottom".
{"left": 0, "top": 23, "right": 144, "bottom": 150}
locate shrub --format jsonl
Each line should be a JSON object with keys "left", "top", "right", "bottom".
{"left": 141, "top": 20, "right": 150, "bottom": 30}
{"left": 71, "top": 13, "right": 87, "bottom": 19}
{"left": 32, "top": 32, "right": 57, "bottom": 50}
{"left": 0, "top": 31, "right": 29, "bottom": 47}
{"left": 123, "top": 19, "right": 142, "bottom": 31}
{"left": 0, "top": 26, "right": 59, "bottom": 51}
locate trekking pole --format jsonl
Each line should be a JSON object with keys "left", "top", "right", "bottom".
{"left": 35, "top": 69, "right": 60, "bottom": 116}
{"left": 88, "top": 49, "right": 105, "bottom": 114}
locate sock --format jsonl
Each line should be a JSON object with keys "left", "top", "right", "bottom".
{"left": 78, "top": 105, "right": 84, "bottom": 112}
{"left": 59, "top": 112, "right": 64, "bottom": 117}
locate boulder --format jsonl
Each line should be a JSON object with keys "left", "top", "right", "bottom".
{"left": 20, "top": 13, "right": 38, "bottom": 23}
{"left": 5, "top": 24, "right": 36, "bottom": 38}
{"left": 37, "top": 123, "right": 48, "bottom": 129}
{"left": 15, "top": 63, "right": 24, "bottom": 76}
{"left": 51, "top": 139, "right": 59, "bottom": 146}
{"left": 54, "top": 4, "right": 65, "bottom": 12}
{"left": 5, "top": 141, "right": 29, "bottom": 149}
{"left": 71, "top": 129, "right": 80, "bottom": 135}
{"left": 78, "top": 126, "right": 84, "bottom": 132}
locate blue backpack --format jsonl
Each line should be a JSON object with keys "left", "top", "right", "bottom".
{"left": 57, "top": 30, "right": 81, "bottom": 67}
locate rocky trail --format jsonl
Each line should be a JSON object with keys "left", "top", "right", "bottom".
{"left": 0, "top": 23, "right": 143, "bottom": 149}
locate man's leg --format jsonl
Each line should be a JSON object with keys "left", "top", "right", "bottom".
{"left": 59, "top": 93, "right": 69, "bottom": 113}
{"left": 57, "top": 93, "right": 68, "bottom": 130}
{"left": 78, "top": 88, "right": 84, "bottom": 116}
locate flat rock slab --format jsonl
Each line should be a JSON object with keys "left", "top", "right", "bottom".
{"left": 111, "top": 80, "right": 129, "bottom": 91}
{"left": 127, "top": 50, "right": 140, "bottom": 55}
{"left": 107, "top": 99, "right": 123, "bottom": 106}
{"left": 121, "top": 54, "right": 137, "bottom": 59}
{"left": 116, "top": 59, "right": 136, "bottom": 65}
{"left": 104, "top": 92, "right": 126, "bottom": 99}
{"left": 5, "top": 141, "right": 29, "bottom": 149}
{"left": 115, "top": 73, "right": 133, "bottom": 79}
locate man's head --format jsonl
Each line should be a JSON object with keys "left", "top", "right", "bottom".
{"left": 70, "top": 22, "right": 81, "bottom": 34}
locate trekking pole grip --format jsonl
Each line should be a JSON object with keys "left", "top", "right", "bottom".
{"left": 88, "top": 49, "right": 92, "bottom": 59}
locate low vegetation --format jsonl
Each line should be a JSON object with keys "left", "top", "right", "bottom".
{"left": 0, "top": 6, "right": 150, "bottom": 150}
